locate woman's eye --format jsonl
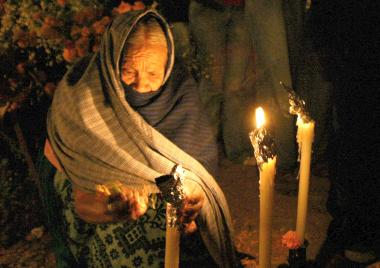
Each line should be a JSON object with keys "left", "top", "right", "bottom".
{"left": 123, "top": 69, "right": 134, "bottom": 76}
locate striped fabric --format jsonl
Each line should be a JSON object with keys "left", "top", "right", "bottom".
{"left": 123, "top": 62, "right": 218, "bottom": 177}
{"left": 47, "top": 10, "right": 236, "bottom": 267}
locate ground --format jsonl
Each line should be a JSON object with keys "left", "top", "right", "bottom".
{"left": 219, "top": 157, "right": 331, "bottom": 267}
{"left": 0, "top": 155, "right": 336, "bottom": 268}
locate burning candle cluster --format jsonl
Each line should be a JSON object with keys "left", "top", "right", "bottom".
{"left": 249, "top": 83, "right": 315, "bottom": 267}
{"left": 151, "top": 82, "right": 315, "bottom": 267}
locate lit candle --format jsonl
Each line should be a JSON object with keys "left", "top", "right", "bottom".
{"left": 249, "top": 107, "right": 277, "bottom": 268}
{"left": 281, "top": 82, "right": 315, "bottom": 245}
{"left": 155, "top": 165, "right": 185, "bottom": 268}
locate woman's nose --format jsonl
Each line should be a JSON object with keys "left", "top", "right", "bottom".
{"left": 134, "top": 75, "right": 150, "bottom": 93}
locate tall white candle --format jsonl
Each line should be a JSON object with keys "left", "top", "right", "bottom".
{"left": 281, "top": 82, "right": 316, "bottom": 246}
{"left": 295, "top": 116, "right": 315, "bottom": 245}
{"left": 250, "top": 107, "right": 277, "bottom": 268}
{"left": 165, "top": 203, "right": 180, "bottom": 268}
{"left": 155, "top": 165, "right": 185, "bottom": 268}
{"left": 259, "top": 156, "right": 277, "bottom": 268}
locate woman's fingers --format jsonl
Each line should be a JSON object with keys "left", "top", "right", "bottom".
{"left": 120, "top": 187, "right": 134, "bottom": 201}
{"left": 182, "top": 220, "right": 197, "bottom": 235}
{"left": 103, "top": 186, "right": 148, "bottom": 221}
{"left": 74, "top": 185, "right": 149, "bottom": 223}
{"left": 177, "top": 196, "right": 204, "bottom": 231}
{"left": 181, "top": 191, "right": 204, "bottom": 221}
{"left": 129, "top": 191, "right": 148, "bottom": 220}
{"left": 186, "top": 189, "right": 205, "bottom": 206}
{"left": 183, "top": 201, "right": 203, "bottom": 221}
{"left": 74, "top": 187, "right": 115, "bottom": 223}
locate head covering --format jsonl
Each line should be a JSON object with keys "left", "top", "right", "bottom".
{"left": 123, "top": 63, "right": 218, "bottom": 176}
{"left": 47, "top": 10, "right": 235, "bottom": 267}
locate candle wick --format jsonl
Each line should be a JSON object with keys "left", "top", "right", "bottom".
{"left": 280, "top": 81, "right": 313, "bottom": 123}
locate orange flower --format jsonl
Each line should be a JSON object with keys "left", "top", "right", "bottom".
{"left": 73, "top": 7, "right": 101, "bottom": 25}
{"left": 28, "top": 31, "right": 38, "bottom": 47}
{"left": 63, "top": 41, "right": 77, "bottom": 63}
{"left": 81, "top": 26, "right": 91, "bottom": 38}
{"left": 82, "top": 7, "right": 98, "bottom": 23}
{"left": 101, "top": 16, "right": 111, "bottom": 26}
{"left": 7, "top": 102, "right": 20, "bottom": 113}
{"left": 12, "top": 27, "right": 27, "bottom": 42}
{"left": 44, "top": 16, "right": 63, "bottom": 27}
{"left": 73, "top": 11, "right": 86, "bottom": 25}
{"left": 44, "top": 82, "right": 56, "bottom": 96}
{"left": 281, "top": 230, "right": 301, "bottom": 249}
{"left": 75, "top": 37, "right": 90, "bottom": 58}
{"left": 92, "top": 20, "right": 106, "bottom": 35}
{"left": 132, "top": 1, "right": 145, "bottom": 11}
{"left": 17, "top": 38, "right": 29, "bottom": 49}
{"left": 13, "top": 29, "right": 35, "bottom": 48}
{"left": 40, "top": 24, "right": 62, "bottom": 41}
{"left": 113, "top": 1, "right": 132, "bottom": 15}
{"left": 57, "top": 0, "right": 66, "bottom": 7}
{"left": 32, "top": 12, "right": 42, "bottom": 22}
{"left": 70, "top": 25, "right": 81, "bottom": 38}
{"left": 16, "top": 63, "right": 26, "bottom": 75}
{"left": 0, "top": 0, "right": 5, "bottom": 14}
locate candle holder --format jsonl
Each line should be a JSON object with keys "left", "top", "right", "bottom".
{"left": 155, "top": 165, "right": 185, "bottom": 228}
{"left": 288, "top": 240, "right": 309, "bottom": 268}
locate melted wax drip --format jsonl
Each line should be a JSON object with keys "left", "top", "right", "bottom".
{"left": 280, "top": 81, "right": 312, "bottom": 123}
{"left": 155, "top": 165, "right": 185, "bottom": 228}
{"left": 249, "top": 127, "right": 276, "bottom": 168}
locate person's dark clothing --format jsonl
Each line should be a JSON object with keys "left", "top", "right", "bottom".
{"left": 309, "top": 0, "right": 380, "bottom": 261}
{"left": 156, "top": 0, "right": 190, "bottom": 22}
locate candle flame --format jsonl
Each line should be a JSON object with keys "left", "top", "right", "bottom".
{"left": 250, "top": 107, "right": 276, "bottom": 167}
{"left": 255, "top": 107, "right": 265, "bottom": 129}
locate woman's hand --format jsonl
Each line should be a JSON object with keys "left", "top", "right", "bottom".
{"left": 179, "top": 181, "right": 205, "bottom": 234}
{"left": 105, "top": 187, "right": 148, "bottom": 221}
{"left": 73, "top": 186, "right": 114, "bottom": 223}
{"left": 73, "top": 183, "right": 148, "bottom": 224}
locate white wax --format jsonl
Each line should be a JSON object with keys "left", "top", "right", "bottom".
{"left": 295, "top": 118, "right": 315, "bottom": 245}
{"left": 165, "top": 203, "right": 180, "bottom": 268}
{"left": 259, "top": 157, "right": 277, "bottom": 268}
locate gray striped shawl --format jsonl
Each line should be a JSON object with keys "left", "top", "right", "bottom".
{"left": 123, "top": 62, "right": 219, "bottom": 177}
{"left": 47, "top": 10, "right": 236, "bottom": 267}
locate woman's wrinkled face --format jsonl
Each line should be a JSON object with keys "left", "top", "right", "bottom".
{"left": 121, "top": 44, "right": 167, "bottom": 93}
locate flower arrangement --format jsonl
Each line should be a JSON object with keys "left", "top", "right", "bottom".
{"left": 0, "top": 0, "right": 150, "bottom": 248}
{"left": 0, "top": 0, "right": 149, "bottom": 110}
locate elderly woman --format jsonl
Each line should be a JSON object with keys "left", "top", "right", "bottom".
{"left": 43, "top": 10, "right": 237, "bottom": 267}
